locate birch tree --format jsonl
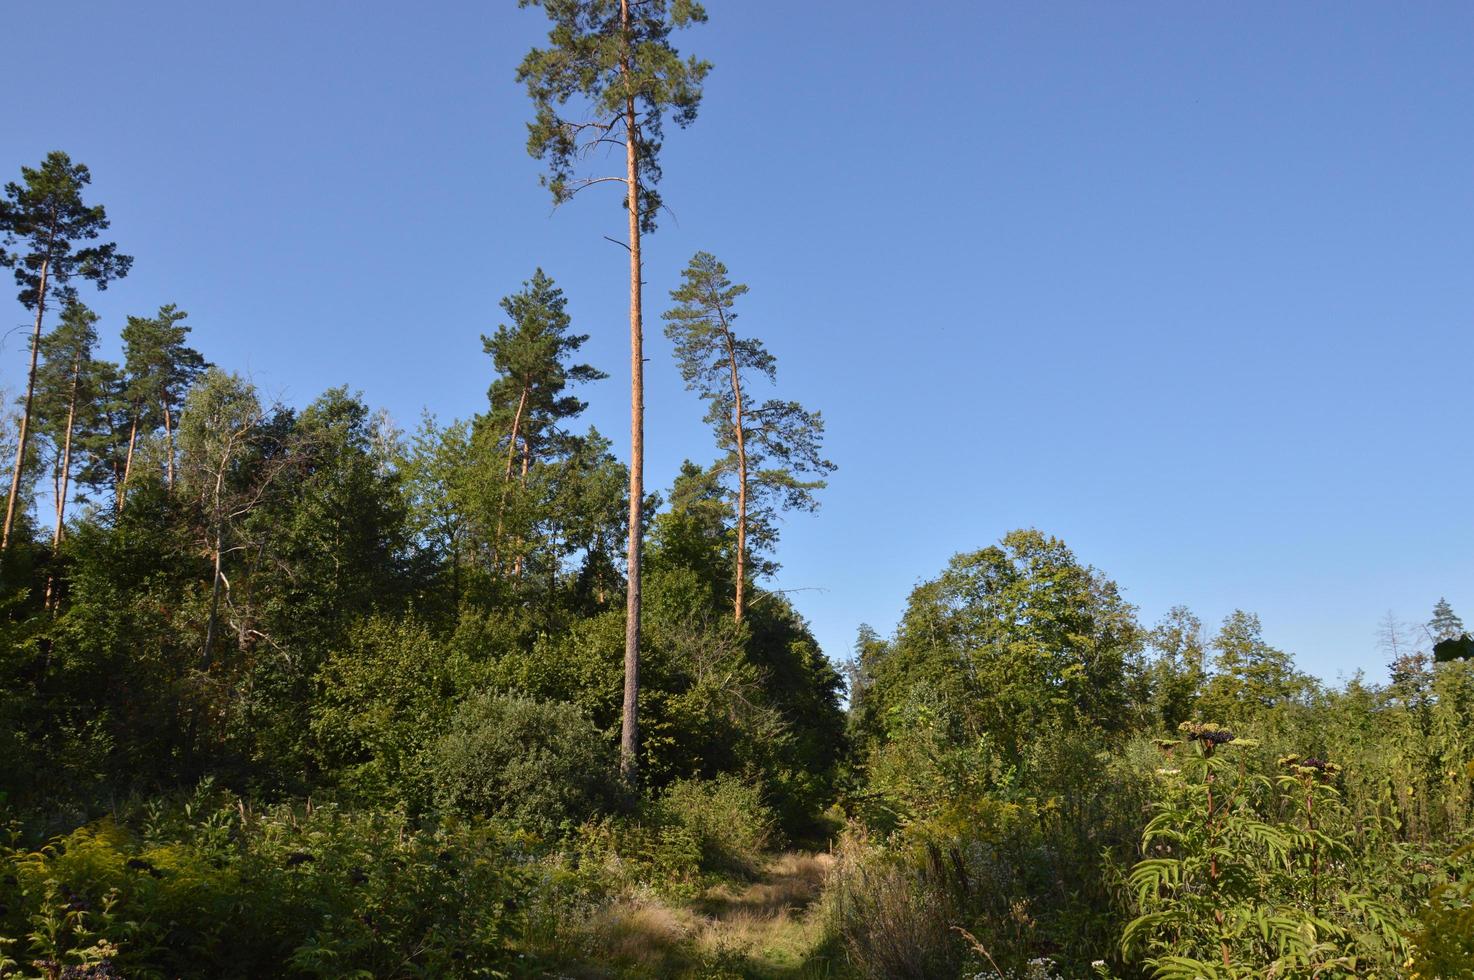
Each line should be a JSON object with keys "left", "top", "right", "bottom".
{"left": 179, "top": 369, "right": 273, "bottom": 667}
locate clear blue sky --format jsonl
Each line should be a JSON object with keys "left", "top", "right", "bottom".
{"left": 4, "top": 1, "right": 1471, "bottom": 682}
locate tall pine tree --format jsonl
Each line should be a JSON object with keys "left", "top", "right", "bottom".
{"left": 0, "top": 152, "right": 131, "bottom": 551}
{"left": 479, "top": 269, "right": 605, "bottom": 574}
{"left": 517, "top": 0, "right": 710, "bottom": 779}
{"left": 119, "top": 304, "right": 207, "bottom": 505}
{"left": 32, "top": 301, "right": 112, "bottom": 607}
{"left": 663, "top": 252, "right": 834, "bottom": 621}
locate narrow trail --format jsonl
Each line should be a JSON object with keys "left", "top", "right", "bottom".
{"left": 574, "top": 851, "right": 838, "bottom": 978}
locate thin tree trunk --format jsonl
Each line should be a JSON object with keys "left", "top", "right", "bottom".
{"left": 717, "top": 309, "right": 748, "bottom": 621}
{"left": 492, "top": 383, "right": 530, "bottom": 572}
{"left": 162, "top": 394, "right": 175, "bottom": 490}
{"left": 619, "top": 0, "right": 643, "bottom": 783}
{"left": 3, "top": 256, "right": 50, "bottom": 553}
{"left": 504, "top": 384, "right": 528, "bottom": 481}
{"left": 44, "top": 354, "right": 81, "bottom": 610}
{"left": 513, "top": 439, "right": 531, "bottom": 577}
{"left": 119, "top": 412, "right": 139, "bottom": 513}
{"left": 204, "top": 529, "right": 223, "bottom": 667}
{"left": 203, "top": 462, "right": 226, "bottom": 667}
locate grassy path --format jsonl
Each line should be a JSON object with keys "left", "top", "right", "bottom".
{"left": 564, "top": 851, "right": 844, "bottom": 979}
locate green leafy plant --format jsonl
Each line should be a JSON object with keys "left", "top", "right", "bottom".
{"left": 1122, "top": 722, "right": 1407, "bottom": 977}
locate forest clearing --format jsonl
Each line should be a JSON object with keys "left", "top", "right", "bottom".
{"left": 2, "top": 1, "right": 1471, "bottom": 977}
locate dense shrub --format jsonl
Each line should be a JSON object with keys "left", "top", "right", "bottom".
{"left": 0, "top": 788, "right": 560, "bottom": 978}
{"left": 311, "top": 616, "right": 470, "bottom": 808}
{"left": 1407, "top": 834, "right": 1474, "bottom": 978}
{"left": 1120, "top": 724, "right": 1409, "bottom": 977}
{"left": 430, "top": 691, "right": 615, "bottom": 837}
{"left": 655, "top": 775, "right": 776, "bottom": 877}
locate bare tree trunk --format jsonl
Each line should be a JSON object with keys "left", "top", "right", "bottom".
{"left": 204, "top": 529, "right": 223, "bottom": 667}
{"left": 513, "top": 439, "right": 531, "bottom": 577}
{"left": 718, "top": 314, "right": 748, "bottom": 621}
{"left": 492, "top": 383, "right": 530, "bottom": 572}
{"left": 119, "top": 413, "right": 139, "bottom": 513}
{"left": 3, "top": 257, "right": 50, "bottom": 553}
{"left": 162, "top": 394, "right": 176, "bottom": 490}
{"left": 203, "top": 462, "right": 227, "bottom": 667}
{"left": 619, "top": 0, "right": 644, "bottom": 783}
{"left": 504, "top": 384, "right": 528, "bottom": 481}
{"left": 44, "top": 355, "right": 81, "bottom": 610}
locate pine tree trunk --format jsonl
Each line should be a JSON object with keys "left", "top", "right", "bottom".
{"left": 2, "top": 256, "right": 50, "bottom": 553}
{"left": 44, "top": 355, "right": 81, "bottom": 610}
{"left": 513, "top": 440, "right": 530, "bottom": 577}
{"left": 504, "top": 384, "right": 528, "bottom": 481}
{"left": 162, "top": 394, "right": 176, "bottom": 490}
{"left": 619, "top": 0, "right": 644, "bottom": 783}
{"left": 718, "top": 317, "right": 748, "bottom": 621}
{"left": 119, "top": 413, "right": 139, "bottom": 513}
{"left": 493, "top": 383, "right": 530, "bottom": 572}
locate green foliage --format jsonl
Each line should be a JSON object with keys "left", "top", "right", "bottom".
{"left": 1, "top": 144, "right": 1469, "bottom": 978}
{"left": 662, "top": 251, "right": 835, "bottom": 581}
{"left": 0, "top": 790, "right": 556, "bottom": 978}
{"left": 430, "top": 692, "right": 615, "bottom": 837}
{"left": 1197, "top": 611, "right": 1311, "bottom": 719}
{"left": 853, "top": 529, "right": 1141, "bottom": 765}
{"left": 1121, "top": 723, "right": 1409, "bottom": 977}
{"left": 1429, "top": 597, "right": 1465, "bottom": 643}
{"left": 32, "top": 301, "right": 112, "bottom": 515}
{"left": 311, "top": 616, "right": 469, "bottom": 807}
{"left": 0, "top": 151, "right": 132, "bottom": 309}
{"left": 1406, "top": 828, "right": 1474, "bottom": 978}
{"left": 516, "top": 0, "right": 711, "bottom": 231}
{"left": 655, "top": 775, "right": 776, "bottom": 877}
{"left": 119, "top": 303, "right": 206, "bottom": 474}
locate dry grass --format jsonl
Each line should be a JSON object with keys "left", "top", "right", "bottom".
{"left": 554, "top": 851, "right": 841, "bottom": 978}
{"left": 590, "top": 896, "right": 690, "bottom": 960}
{"left": 693, "top": 851, "right": 836, "bottom": 973}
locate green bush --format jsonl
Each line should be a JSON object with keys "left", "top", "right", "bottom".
{"left": 311, "top": 615, "right": 469, "bottom": 808}
{"left": 430, "top": 692, "right": 615, "bottom": 837}
{"left": 1407, "top": 829, "right": 1474, "bottom": 977}
{"left": 1120, "top": 723, "right": 1410, "bottom": 978}
{"left": 0, "top": 792, "right": 552, "bottom": 979}
{"left": 655, "top": 775, "right": 776, "bottom": 877}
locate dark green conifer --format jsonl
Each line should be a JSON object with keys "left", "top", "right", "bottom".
{"left": 0, "top": 152, "right": 131, "bottom": 550}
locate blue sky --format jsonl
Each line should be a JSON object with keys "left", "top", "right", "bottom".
{"left": 4, "top": 1, "right": 1471, "bottom": 682}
